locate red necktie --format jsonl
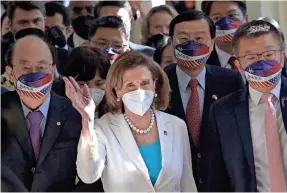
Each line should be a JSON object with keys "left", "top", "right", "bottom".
{"left": 186, "top": 79, "right": 201, "bottom": 146}
{"left": 261, "top": 94, "right": 286, "bottom": 192}
{"left": 228, "top": 56, "right": 239, "bottom": 71}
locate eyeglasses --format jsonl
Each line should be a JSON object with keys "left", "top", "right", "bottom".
{"left": 237, "top": 50, "right": 282, "bottom": 67}
{"left": 88, "top": 40, "right": 128, "bottom": 53}
{"left": 173, "top": 35, "right": 210, "bottom": 45}
{"left": 73, "top": 6, "right": 94, "bottom": 15}
{"left": 13, "top": 63, "right": 53, "bottom": 74}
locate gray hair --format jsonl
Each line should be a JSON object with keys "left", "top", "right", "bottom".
{"left": 141, "top": 5, "right": 178, "bottom": 44}
{"left": 232, "top": 20, "right": 286, "bottom": 56}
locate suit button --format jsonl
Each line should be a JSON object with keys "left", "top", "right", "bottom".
{"left": 197, "top": 153, "right": 201, "bottom": 159}
{"left": 31, "top": 167, "right": 36, "bottom": 174}
{"left": 199, "top": 178, "right": 203, "bottom": 184}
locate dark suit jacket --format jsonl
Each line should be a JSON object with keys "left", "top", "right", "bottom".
{"left": 67, "top": 34, "right": 75, "bottom": 48}
{"left": 164, "top": 64, "right": 244, "bottom": 191}
{"left": 206, "top": 48, "right": 221, "bottom": 67}
{"left": 1, "top": 165, "right": 28, "bottom": 192}
{"left": 208, "top": 76, "right": 287, "bottom": 191}
{"left": 1, "top": 91, "right": 82, "bottom": 191}
{"left": 129, "top": 42, "right": 155, "bottom": 57}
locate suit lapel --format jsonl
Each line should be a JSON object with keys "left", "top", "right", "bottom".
{"left": 234, "top": 89, "right": 256, "bottom": 179}
{"left": 206, "top": 47, "right": 221, "bottom": 67}
{"left": 2, "top": 92, "right": 35, "bottom": 162}
{"left": 108, "top": 113, "right": 152, "bottom": 187}
{"left": 154, "top": 111, "right": 173, "bottom": 187}
{"left": 37, "top": 93, "right": 66, "bottom": 166}
{"left": 199, "top": 66, "right": 220, "bottom": 147}
{"left": 280, "top": 76, "right": 287, "bottom": 132}
{"left": 167, "top": 65, "right": 186, "bottom": 122}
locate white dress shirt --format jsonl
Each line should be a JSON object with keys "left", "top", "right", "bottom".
{"left": 248, "top": 79, "right": 287, "bottom": 191}
{"left": 215, "top": 45, "right": 232, "bottom": 69}
{"left": 76, "top": 110, "right": 197, "bottom": 192}
{"left": 73, "top": 33, "right": 86, "bottom": 48}
{"left": 176, "top": 65, "right": 205, "bottom": 120}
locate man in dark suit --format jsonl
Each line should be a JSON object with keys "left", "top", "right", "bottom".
{"left": 164, "top": 10, "right": 244, "bottom": 191}
{"left": 1, "top": 35, "right": 82, "bottom": 191}
{"left": 201, "top": 1, "right": 247, "bottom": 69}
{"left": 208, "top": 20, "right": 287, "bottom": 192}
{"left": 94, "top": 0, "right": 155, "bottom": 57}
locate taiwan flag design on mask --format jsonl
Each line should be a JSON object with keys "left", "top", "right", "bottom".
{"left": 174, "top": 40, "right": 210, "bottom": 68}
{"left": 244, "top": 60, "right": 282, "bottom": 89}
{"left": 16, "top": 72, "right": 53, "bottom": 99}
{"left": 215, "top": 17, "right": 242, "bottom": 43}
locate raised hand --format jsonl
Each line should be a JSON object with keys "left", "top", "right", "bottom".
{"left": 63, "top": 77, "right": 95, "bottom": 121}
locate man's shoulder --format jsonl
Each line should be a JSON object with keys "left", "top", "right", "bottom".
{"left": 206, "top": 64, "right": 241, "bottom": 78}
{"left": 129, "top": 42, "right": 155, "bottom": 56}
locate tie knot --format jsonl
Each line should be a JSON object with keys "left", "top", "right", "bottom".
{"left": 26, "top": 111, "right": 43, "bottom": 125}
{"left": 189, "top": 79, "right": 198, "bottom": 89}
{"left": 260, "top": 93, "right": 274, "bottom": 103}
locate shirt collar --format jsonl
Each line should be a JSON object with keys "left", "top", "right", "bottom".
{"left": 176, "top": 65, "right": 206, "bottom": 91}
{"left": 21, "top": 94, "right": 51, "bottom": 118}
{"left": 249, "top": 78, "right": 281, "bottom": 105}
{"left": 215, "top": 45, "right": 232, "bottom": 66}
{"left": 73, "top": 33, "right": 86, "bottom": 47}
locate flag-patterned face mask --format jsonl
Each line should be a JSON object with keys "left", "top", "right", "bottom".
{"left": 215, "top": 17, "right": 242, "bottom": 44}
{"left": 15, "top": 72, "right": 53, "bottom": 99}
{"left": 104, "top": 48, "right": 120, "bottom": 65}
{"left": 174, "top": 40, "right": 210, "bottom": 68}
{"left": 244, "top": 60, "right": 282, "bottom": 89}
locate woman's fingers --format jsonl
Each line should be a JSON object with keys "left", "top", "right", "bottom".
{"left": 63, "top": 77, "right": 76, "bottom": 100}
{"left": 68, "top": 76, "right": 81, "bottom": 93}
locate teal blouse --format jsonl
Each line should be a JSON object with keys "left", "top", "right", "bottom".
{"left": 138, "top": 138, "right": 162, "bottom": 185}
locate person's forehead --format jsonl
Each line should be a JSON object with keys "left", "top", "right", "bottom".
{"left": 123, "top": 66, "right": 152, "bottom": 81}
{"left": 93, "top": 27, "right": 126, "bottom": 41}
{"left": 13, "top": 37, "right": 52, "bottom": 60}
{"left": 238, "top": 33, "right": 280, "bottom": 53}
{"left": 14, "top": 8, "right": 44, "bottom": 21}
{"left": 209, "top": 1, "right": 241, "bottom": 15}
{"left": 150, "top": 12, "right": 173, "bottom": 23}
{"left": 174, "top": 19, "right": 210, "bottom": 35}
{"left": 45, "top": 13, "right": 63, "bottom": 24}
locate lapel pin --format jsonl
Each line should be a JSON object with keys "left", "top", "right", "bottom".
{"left": 212, "top": 95, "right": 218, "bottom": 101}
{"left": 164, "top": 131, "right": 167, "bottom": 135}
{"left": 57, "top": 122, "right": 61, "bottom": 126}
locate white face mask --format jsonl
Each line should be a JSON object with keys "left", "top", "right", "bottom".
{"left": 89, "top": 88, "right": 105, "bottom": 107}
{"left": 122, "top": 89, "right": 154, "bottom": 117}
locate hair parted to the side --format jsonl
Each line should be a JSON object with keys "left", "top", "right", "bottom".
{"left": 105, "top": 51, "right": 171, "bottom": 114}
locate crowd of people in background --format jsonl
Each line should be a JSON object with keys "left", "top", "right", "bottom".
{"left": 1, "top": 0, "right": 287, "bottom": 192}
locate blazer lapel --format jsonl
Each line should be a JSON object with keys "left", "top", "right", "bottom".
{"left": 37, "top": 93, "right": 66, "bottom": 166}
{"left": 167, "top": 65, "right": 186, "bottom": 122}
{"left": 234, "top": 89, "right": 256, "bottom": 181}
{"left": 199, "top": 66, "right": 220, "bottom": 147}
{"left": 108, "top": 113, "right": 152, "bottom": 187}
{"left": 2, "top": 92, "right": 35, "bottom": 162}
{"left": 154, "top": 111, "right": 173, "bottom": 187}
{"left": 280, "top": 76, "right": 287, "bottom": 132}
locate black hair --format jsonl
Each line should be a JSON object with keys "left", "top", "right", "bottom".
{"left": 169, "top": 9, "right": 215, "bottom": 39}
{"left": 232, "top": 20, "right": 286, "bottom": 55}
{"left": 1, "top": 12, "right": 8, "bottom": 27}
{"left": 94, "top": 0, "right": 132, "bottom": 19}
{"left": 89, "top": 16, "right": 130, "bottom": 40}
{"left": 45, "top": 2, "right": 71, "bottom": 26}
{"left": 153, "top": 36, "right": 172, "bottom": 65}
{"left": 7, "top": 1, "right": 44, "bottom": 22}
{"left": 5, "top": 35, "right": 56, "bottom": 67}
{"left": 201, "top": 1, "right": 247, "bottom": 16}
{"left": 63, "top": 46, "right": 111, "bottom": 81}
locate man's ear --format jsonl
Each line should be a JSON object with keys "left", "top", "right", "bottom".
{"left": 280, "top": 51, "right": 286, "bottom": 68}
{"left": 235, "top": 59, "right": 244, "bottom": 74}
{"left": 5, "top": 65, "right": 16, "bottom": 83}
{"left": 245, "top": 14, "right": 248, "bottom": 22}
{"left": 210, "top": 39, "right": 215, "bottom": 52}
{"left": 123, "top": 46, "right": 131, "bottom": 52}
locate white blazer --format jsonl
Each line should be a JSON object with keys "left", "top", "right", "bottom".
{"left": 76, "top": 110, "right": 197, "bottom": 192}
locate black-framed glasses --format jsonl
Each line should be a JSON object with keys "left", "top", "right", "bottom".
{"left": 237, "top": 50, "right": 282, "bottom": 66}
{"left": 88, "top": 40, "right": 128, "bottom": 53}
